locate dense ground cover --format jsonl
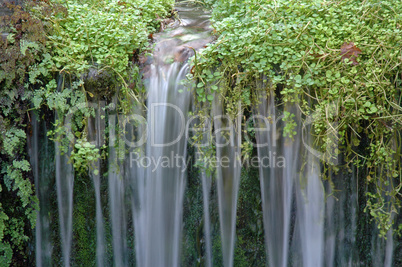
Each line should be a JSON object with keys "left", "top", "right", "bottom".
{"left": 192, "top": 0, "right": 402, "bottom": 238}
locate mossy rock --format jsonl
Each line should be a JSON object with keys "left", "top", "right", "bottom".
{"left": 81, "top": 67, "right": 117, "bottom": 100}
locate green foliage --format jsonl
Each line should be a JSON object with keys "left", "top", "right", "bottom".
{"left": 282, "top": 111, "right": 297, "bottom": 139}
{"left": 0, "top": 126, "right": 38, "bottom": 264}
{"left": 3, "top": 128, "right": 26, "bottom": 157}
{"left": 235, "top": 168, "right": 265, "bottom": 266}
{"left": 42, "top": 0, "right": 147, "bottom": 74}
{"left": 0, "top": 0, "right": 173, "bottom": 264}
{"left": 34, "top": 0, "right": 175, "bottom": 173}
{"left": 70, "top": 137, "right": 102, "bottom": 175}
{"left": 71, "top": 173, "right": 96, "bottom": 266}
{"left": 0, "top": 241, "right": 12, "bottom": 266}
{"left": 191, "top": 0, "right": 402, "bottom": 236}
{"left": 30, "top": 0, "right": 174, "bottom": 97}
{"left": 0, "top": 3, "right": 47, "bottom": 263}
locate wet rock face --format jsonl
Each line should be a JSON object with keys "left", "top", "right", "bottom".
{"left": 174, "top": 46, "right": 193, "bottom": 63}
{"left": 81, "top": 67, "right": 117, "bottom": 100}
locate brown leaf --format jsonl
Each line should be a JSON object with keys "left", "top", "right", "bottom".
{"left": 340, "top": 42, "right": 362, "bottom": 65}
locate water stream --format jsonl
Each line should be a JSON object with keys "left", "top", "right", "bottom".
{"left": 254, "top": 89, "right": 299, "bottom": 267}
{"left": 88, "top": 101, "right": 106, "bottom": 267}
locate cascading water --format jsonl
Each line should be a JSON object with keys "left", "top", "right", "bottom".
{"left": 54, "top": 114, "right": 74, "bottom": 267}
{"left": 254, "top": 88, "right": 298, "bottom": 267}
{"left": 200, "top": 170, "right": 213, "bottom": 267}
{"left": 213, "top": 99, "right": 242, "bottom": 267}
{"left": 192, "top": 106, "right": 214, "bottom": 267}
{"left": 28, "top": 115, "right": 52, "bottom": 267}
{"left": 128, "top": 4, "right": 212, "bottom": 266}
{"left": 87, "top": 101, "right": 106, "bottom": 267}
{"left": 295, "top": 153, "right": 325, "bottom": 267}
{"left": 108, "top": 107, "right": 129, "bottom": 266}
{"left": 130, "top": 61, "right": 191, "bottom": 266}
{"left": 29, "top": 2, "right": 400, "bottom": 267}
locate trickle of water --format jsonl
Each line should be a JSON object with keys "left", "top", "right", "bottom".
{"left": 55, "top": 113, "right": 74, "bottom": 267}
{"left": 87, "top": 101, "right": 106, "bottom": 267}
{"left": 193, "top": 114, "right": 213, "bottom": 267}
{"left": 212, "top": 99, "right": 242, "bottom": 267}
{"left": 29, "top": 115, "right": 52, "bottom": 267}
{"left": 108, "top": 109, "right": 129, "bottom": 267}
{"left": 254, "top": 88, "right": 298, "bottom": 267}
{"left": 296, "top": 153, "right": 325, "bottom": 267}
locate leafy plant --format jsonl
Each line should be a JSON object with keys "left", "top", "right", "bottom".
{"left": 70, "top": 137, "right": 102, "bottom": 175}
{"left": 0, "top": 0, "right": 175, "bottom": 264}
{"left": 191, "top": 0, "right": 402, "bottom": 236}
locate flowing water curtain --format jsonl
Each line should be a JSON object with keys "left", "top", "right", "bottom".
{"left": 127, "top": 102, "right": 148, "bottom": 267}
{"left": 253, "top": 85, "right": 299, "bottom": 267}
{"left": 212, "top": 97, "right": 242, "bottom": 267}
{"left": 29, "top": 114, "right": 52, "bottom": 267}
{"left": 295, "top": 154, "right": 324, "bottom": 267}
{"left": 293, "top": 122, "right": 325, "bottom": 267}
{"left": 252, "top": 82, "right": 326, "bottom": 267}
{"left": 108, "top": 99, "right": 129, "bottom": 267}
{"left": 198, "top": 116, "right": 214, "bottom": 267}
{"left": 200, "top": 169, "right": 213, "bottom": 267}
{"left": 87, "top": 100, "right": 106, "bottom": 267}
{"left": 129, "top": 62, "right": 191, "bottom": 266}
{"left": 54, "top": 111, "right": 75, "bottom": 267}
{"left": 193, "top": 108, "right": 214, "bottom": 267}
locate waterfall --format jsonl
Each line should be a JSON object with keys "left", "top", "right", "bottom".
{"left": 193, "top": 110, "right": 213, "bottom": 267}
{"left": 129, "top": 61, "right": 191, "bottom": 266}
{"left": 108, "top": 108, "right": 129, "bottom": 266}
{"left": 212, "top": 99, "right": 242, "bottom": 267}
{"left": 30, "top": 2, "right": 399, "bottom": 266}
{"left": 201, "top": 170, "right": 213, "bottom": 267}
{"left": 296, "top": 153, "right": 325, "bottom": 267}
{"left": 87, "top": 101, "right": 106, "bottom": 267}
{"left": 254, "top": 89, "right": 298, "bottom": 267}
{"left": 128, "top": 3, "right": 212, "bottom": 265}
{"left": 54, "top": 114, "right": 74, "bottom": 267}
{"left": 29, "top": 114, "right": 52, "bottom": 267}
{"left": 253, "top": 85, "right": 329, "bottom": 267}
